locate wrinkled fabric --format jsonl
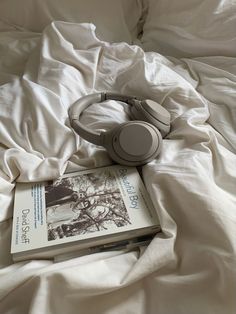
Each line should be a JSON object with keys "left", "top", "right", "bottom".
{"left": 141, "top": 0, "right": 236, "bottom": 58}
{"left": 0, "top": 22, "right": 236, "bottom": 314}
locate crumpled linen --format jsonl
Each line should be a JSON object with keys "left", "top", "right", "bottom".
{"left": 0, "top": 22, "right": 236, "bottom": 314}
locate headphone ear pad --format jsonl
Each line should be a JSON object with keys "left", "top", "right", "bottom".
{"left": 130, "top": 100, "right": 170, "bottom": 137}
{"left": 102, "top": 121, "right": 162, "bottom": 166}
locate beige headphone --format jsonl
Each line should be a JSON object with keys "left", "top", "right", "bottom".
{"left": 69, "top": 92, "right": 171, "bottom": 166}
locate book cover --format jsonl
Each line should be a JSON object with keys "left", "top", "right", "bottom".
{"left": 11, "top": 165, "right": 160, "bottom": 261}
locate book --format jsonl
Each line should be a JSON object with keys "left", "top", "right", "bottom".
{"left": 11, "top": 165, "right": 160, "bottom": 262}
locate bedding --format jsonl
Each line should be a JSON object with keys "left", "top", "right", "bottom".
{"left": 0, "top": 0, "right": 144, "bottom": 43}
{"left": 141, "top": 0, "right": 236, "bottom": 57}
{"left": 0, "top": 2, "right": 236, "bottom": 314}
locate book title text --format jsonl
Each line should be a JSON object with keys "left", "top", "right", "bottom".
{"left": 119, "top": 168, "right": 139, "bottom": 209}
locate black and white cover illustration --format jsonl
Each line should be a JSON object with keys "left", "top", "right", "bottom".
{"left": 45, "top": 168, "right": 131, "bottom": 241}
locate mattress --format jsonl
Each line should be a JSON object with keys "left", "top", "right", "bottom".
{"left": 0, "top": 1, "right": 236, "bottom": 313}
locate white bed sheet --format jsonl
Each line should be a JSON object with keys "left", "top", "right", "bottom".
{"left": 0, "top": 22, "right": 236, "bottom": 314}
{"left": 141, "top": 0, "right": 236, "bottom": 58}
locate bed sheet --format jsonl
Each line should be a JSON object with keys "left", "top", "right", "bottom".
{"left": 0, "top": 22, "right": 236, "bottom": 314}
{"left": 141, "top": 0, "right": 236, "bottom": 58}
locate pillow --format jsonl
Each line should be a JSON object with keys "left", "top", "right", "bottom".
{"left": 0, "top": 0, "right": 144, "bottom": 43}
{"left": 141, "top": 0, "right": 236, "bottom": 57}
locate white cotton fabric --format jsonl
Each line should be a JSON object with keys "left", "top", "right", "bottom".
{"left": 141, "top": 0, "right": 236, "bottom": 57}
{"left": 0, "top": 22, "right": 236, "bottom": 314}
{"left": 0, "top": 0, "right": 144, "bottom": 43}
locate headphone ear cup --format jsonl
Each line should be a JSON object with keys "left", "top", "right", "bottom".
{"left": 102, "top": 121, "right": 162, "bottom": 166}
{"left": 130, "top": 100, "right": 170, "bottom": 137}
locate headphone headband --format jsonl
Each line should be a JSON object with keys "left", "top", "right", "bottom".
{"left": 69, "top": 92, "right": 138, "bottom": 119}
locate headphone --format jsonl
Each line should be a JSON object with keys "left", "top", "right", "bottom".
{"left": 69, "top": 92, "right": 171, "bottom": 166}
